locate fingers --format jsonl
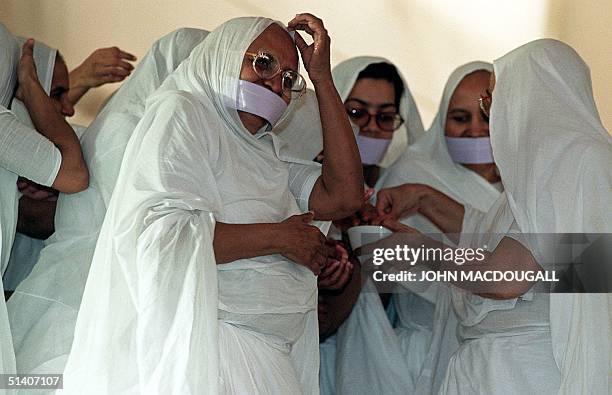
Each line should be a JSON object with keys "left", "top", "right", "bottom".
{"left": 21, "top": 39, "right": 35, "bottom": 56}
{"left": 117, "top": 48, "right": 137, "bottom": 62}
{"left": 293, "top": 31, "right": 309, "bottom": 55}
{"left": 376, "top": 189, "right": 393, "bottom": 217}
{"left": 364, "top": 188, "right": 375, "bottom": 202}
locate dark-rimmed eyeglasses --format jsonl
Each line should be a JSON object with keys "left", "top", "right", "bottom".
{"left": 345, "top": 100, "right": 404, "bottom": 132}
{"left": 245, "top": 50, "right": 306, "bottom": 99}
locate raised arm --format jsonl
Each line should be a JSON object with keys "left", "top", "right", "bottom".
{"left": 68, "top": 46, "right": 136, "bottom": 105}
{"left": 288, "top": 14, "right": 363, "bottom": 220}
{"left": 16, "top": 39, "right": 88, "bottom": 193}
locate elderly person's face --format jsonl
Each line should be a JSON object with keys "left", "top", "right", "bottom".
{"left": 239, "top": 24, "right": 298, "bottom": 134}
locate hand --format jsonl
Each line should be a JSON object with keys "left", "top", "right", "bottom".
{"left": 17, "top": 177, "right": 59, "bottom": 201}
{"left": 318, "top": 241, "right": 353, "bottom": 290}
{"left": 375, "top": 184, "right": 427, "bottom": 224}
{"left": 278, "top": 212, "right": 332, "bottom": 275}
{"left": 15, "top": 39, "right": 41, "bottom": 101}
{"left": 71, "top": 46, "right": 137, "bottom": 89}
{"left": 287, "top": 13, "right": 332, "bottom": 84}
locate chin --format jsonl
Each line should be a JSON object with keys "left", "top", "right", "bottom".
{"left": 238, "top": 110, "right": 267, "bottom": 133}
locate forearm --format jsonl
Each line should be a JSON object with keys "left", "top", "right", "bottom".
{"left": 415, "top": 184, "right": 465, "bottom": 236}
{"left": 213, "top": 222, "right": 283, "bottom": 264}
{"left": 319, "top": 263, "right": 362, "bottom": 339}
{"left": 68, "top": 66, "right": 93, "bottom": 104}
{"left": 389, "top": 233, "right": 540, "bottom": 299}
{"left": 21, "top": 79, "right": 88, "bottom": 192}
{"left": 314, "top": 79, "right": 363, "bottom": 209}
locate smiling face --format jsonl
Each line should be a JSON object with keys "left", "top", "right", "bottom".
{"left": 238, "top": 24, "right": 298, "bottom": 134}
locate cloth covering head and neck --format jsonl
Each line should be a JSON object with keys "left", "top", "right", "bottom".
{"left": 333, "top": 56, "right": 424, "bottom": 168}
{"left": 379, "top": 62, "right": 500, "bottom": 229}
{"left": 63, "top": 17, "right": 325, "bottom": 394}
{"left": 462, "top": 39, "right": 611, "bottom": 394}
{"left": 6, "top": 28, "right": 211, "bottom": 378}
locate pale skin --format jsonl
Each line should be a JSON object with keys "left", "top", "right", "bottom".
{"left": 371, "top": 71, "right": 542, "bottom": 300}
{"left": 213, "top": 14, "right": 363, "bottom": 278}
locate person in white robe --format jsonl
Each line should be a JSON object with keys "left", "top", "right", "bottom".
{"left": 0, "top": 24, "right": 87, "bottom": 380}
{"left": 373, "top": 39, "right": 611, "bottom": 394}
{"left": 7, "top": 27, "right": 210, "bottom": 377}
{"left": 324, "top": 62, "right": 502, "bottom": 394}
{"left": 62, "top": 14, "right": 363, "bottom": 394}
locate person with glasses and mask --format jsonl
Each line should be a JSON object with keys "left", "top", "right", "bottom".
{"left": 61, "top": 15, "right": 363, "bottom": 394}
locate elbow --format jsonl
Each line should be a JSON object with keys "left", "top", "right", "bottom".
{"left": 56, "top": 168, "right": 89, "bottom": 194}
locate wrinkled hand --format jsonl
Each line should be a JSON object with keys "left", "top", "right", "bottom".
{"left": 17, "top": 177, "right": 58, "bottom": 201}
{"left": 15, "top": 39, "right": 40, "bottom": 101}
{"left": 279, "top": 212, "right": 333, "bottom": 275}
{"left": 375, "top": 184, "right": 425, "bottom": 224}
{"left": 287, "top": 13, "right": 331, "bottom": 84}
{"left": 318, "top": 240, "right": 353, "bottom": 290}
{"left": 71, "top": 46, "right": 136, "bottom": 88}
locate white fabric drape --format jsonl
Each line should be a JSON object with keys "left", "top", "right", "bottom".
{"left": 0, "top": 21, "right": 19, "bottom": 384}
{"left": 489, "top": 39, "right": 611, "bottom": 394}
{"left": 63, "top": 17, "right": 327, "bottom": 394}
{"left": 7, "top": 28, "right": 210, "bottom": 378}
{"left": 321, "top": 62, "right": 501, "bottom": 394}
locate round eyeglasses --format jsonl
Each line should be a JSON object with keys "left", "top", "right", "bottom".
{"left": 245, "top": 50, "right": 307, "bottom": 99}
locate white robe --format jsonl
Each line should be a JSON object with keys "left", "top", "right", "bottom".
{"left": 63, "top": 17, "right": 328, "bottom": 394}
{"left": 7, "top": 28, "right": 210, "bottom": 377}
{"left": 441, "top": 39, "right": 611, "bottom": 394}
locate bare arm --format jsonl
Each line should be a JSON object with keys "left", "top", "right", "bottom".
{"left": 213, "top": 212, "right": 332, "bottom": 275}
{"left": 376, "top": 184, "right": 465, "bottom": 241}
{"left": 17, "top": 40, "right": 88, "bottom": 193}
{"left": 288, "top": 14, "right": 363, "bottom": 221}
{"left": 368, "top": 221, "right": 542, "bottom": 300}
{"left": 68, "top": 46, "right": 136, "bottom": 105}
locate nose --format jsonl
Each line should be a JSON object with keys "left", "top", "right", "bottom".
{"left": 361, "top": 112, "right": 381, "bottom": 134}
{"left": 464, "top": 115, "right": 489, "bottom": 137}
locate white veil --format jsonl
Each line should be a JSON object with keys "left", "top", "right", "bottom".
{"left": 7, "top": 28, "right": 210, "bottom": 376}
{"left": 332, "top": 56, "right": 424, "bottom": 168}
{"left": 63, "top": 17, "right": 326, "bottom": 394}
{"left": 489, "top": 39, "right": 611, "bottom": 394}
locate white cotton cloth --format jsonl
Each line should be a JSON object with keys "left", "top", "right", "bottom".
{"left": 62, "top": 17, "right": 326, "bottom": 394}
{"left": 442, "top": 39, "right": 611, "bottom": 394}
{"left": 489, "top": 39, "right": 611, "bottom": 395}
{"left": 6, "top": 28, "right": 210, "bottom": 379}
{"left": 0, "top": 21, "right": 19, "bottom": 386}
{"left": 332, "top": 56, "right": 425, "bottom": 168}
{"left": 320, "top": 62, "right": 500, "bottom": 395}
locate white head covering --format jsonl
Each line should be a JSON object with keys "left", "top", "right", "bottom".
{"left": 63, "top": 18, "right": 323, "bottom": 394}
{"left": 332, "top": 56, "right": 424, "bottom": 167}
{"left": 6, "top": 28, "right": 211, "bottom": 377}
{"left": 489, "top": 38, "right": 611, "bottom": 394}
{"left": 379, "top": 62, "right": 500, "bottom": 229}
{"left": 0, "top": 24, "right": 19, "bottom": 108}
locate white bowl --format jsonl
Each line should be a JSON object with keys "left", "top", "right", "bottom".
{"left": 347, "top": 225, "right": 392, "bottom": 250}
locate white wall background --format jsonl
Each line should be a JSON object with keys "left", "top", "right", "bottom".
{"left": 1, "top": 0, "right": 610, "bottom": 130}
